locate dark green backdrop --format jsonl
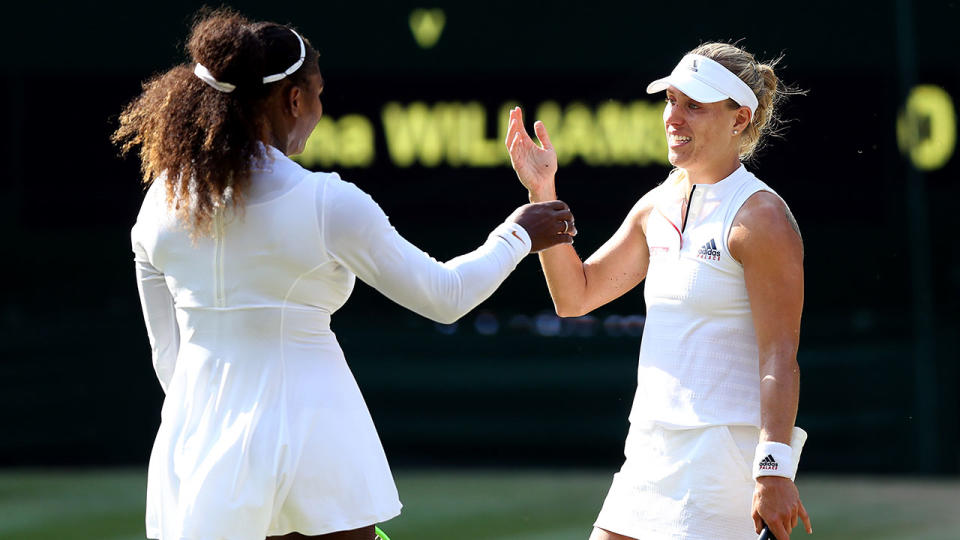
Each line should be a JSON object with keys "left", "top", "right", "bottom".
{"left": 1, "top": 0, "right": 957, "bottom": 473}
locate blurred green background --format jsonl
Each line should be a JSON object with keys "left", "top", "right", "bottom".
{"left": 1, "top": 0, "right": 959, "bottom": 538}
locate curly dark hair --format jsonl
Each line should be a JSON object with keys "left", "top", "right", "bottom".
{"left": 113, "top": 8, "right": 320, "bottom": 238}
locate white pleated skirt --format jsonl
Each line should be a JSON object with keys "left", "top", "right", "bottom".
{"left": 594, "top": 424, "right": 759, "bottom": 540}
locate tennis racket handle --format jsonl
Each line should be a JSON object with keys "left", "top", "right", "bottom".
{"left": 759, "top": 524, "right": 777, "bottom": 540}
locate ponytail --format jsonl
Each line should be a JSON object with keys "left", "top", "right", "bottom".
{"left": 113, "top": 8, "right": 319, "bottom": 238}
{"left": 688, "top": 42, "right": 805, "bottom": 161}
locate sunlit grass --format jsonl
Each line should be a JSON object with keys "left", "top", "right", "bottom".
{"left": 1, "top": 469, "right": 957, "bottom": 539}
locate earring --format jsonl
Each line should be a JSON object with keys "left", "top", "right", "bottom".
{"left": 732, "top": 129, "right": 739, "bottom": 135}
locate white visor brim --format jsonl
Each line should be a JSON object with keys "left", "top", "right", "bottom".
{"left": 646, "top": 54, "right": 759, "bottom": 115}
{"left": 646, "top": 73, "right": 729, "bottom": 104}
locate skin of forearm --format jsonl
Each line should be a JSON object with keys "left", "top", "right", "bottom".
{"left": 758, "top": 348, "right": 801, "bottom": 444}
{"left": 537, "top": 246, "right": 590, "bottom": 317}
{"left": 528, "top": 186, "right": 557, "bottom": 204}
{"left": 528, "top": 185, "right": 590, "bottom": 317}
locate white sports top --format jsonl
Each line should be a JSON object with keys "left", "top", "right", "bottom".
{"left": 630, "top": 164, "right": 781, "bottom": 428}
{"left": 133, "top": 146, "right": 532, "bottom": 393}
{"left": 131, "top": 146, "right": 532, "bottom": 538}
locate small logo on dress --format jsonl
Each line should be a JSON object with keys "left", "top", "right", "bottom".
{"left": 759, "top": 454, "right": 779, "bottom": 471}
{"left": 697, "top": 238, "right": 720, "bottom": 261}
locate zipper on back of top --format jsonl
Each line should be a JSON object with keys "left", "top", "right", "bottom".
{"left": 214, "top": 210, "right": 226, "bottom": 307}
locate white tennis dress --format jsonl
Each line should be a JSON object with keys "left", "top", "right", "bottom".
{"left": 131, "top": 146, "right": 531, "bottom": 540}
{"left": 595, "top": 164, "right": 789, "bottom": 539}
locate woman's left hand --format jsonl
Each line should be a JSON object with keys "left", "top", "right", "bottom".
{"left": 505, "top": 107, "right": 558, "bottom": 201}
{"left": 752, "top": 476, "right": 812, "bottom": 540}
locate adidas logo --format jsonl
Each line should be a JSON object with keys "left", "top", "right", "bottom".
{"left": 759, "top": 454, "right": 779, "bottom": 471}
{"left": 697, "top": 238, "right": 721, "bottom": 261}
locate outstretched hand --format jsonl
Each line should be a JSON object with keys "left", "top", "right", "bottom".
{"left": 505, "top": 107, "right": 558, "bottom": 201}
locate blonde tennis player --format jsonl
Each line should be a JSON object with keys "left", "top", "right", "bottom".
{"left": 506, "top": 43, "right": 812, "bottom": 540}
{"left": 115, "top": 9, "right": 575, "bottom": 540}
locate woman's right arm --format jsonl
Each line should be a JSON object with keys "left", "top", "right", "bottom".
{"left": 506, "top": 107, "right": 651, "bottom": 317}
{"left": 319, "top": 175, "right": 574, "bottom": 324}
{"left": 537, "top": 199, "right": 651, "bottom": 317}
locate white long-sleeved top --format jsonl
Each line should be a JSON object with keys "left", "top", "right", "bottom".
{"left": 131, "top": 146, "right": 530, "bottom": 539}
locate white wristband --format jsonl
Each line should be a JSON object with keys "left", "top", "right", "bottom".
{"left": 752, "top": 441, "right": 793, "bottom": 479}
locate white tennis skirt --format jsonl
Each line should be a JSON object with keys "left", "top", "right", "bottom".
{"left": 144, "top": 315, "right": 402, "bottom": 540}
{"left": 594, "top": 424, "right": 759, "bottom": 540}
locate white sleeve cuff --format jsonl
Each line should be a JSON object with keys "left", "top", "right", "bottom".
{"left": 490, "top": 221, "right": 532, "bottom": 260}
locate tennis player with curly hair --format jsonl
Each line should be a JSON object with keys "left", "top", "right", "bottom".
{"left": 506, "top": 43, "right": 811, "bottom": 540}
{"left": 116, "top": 9, "right": 575, "bottom": 540}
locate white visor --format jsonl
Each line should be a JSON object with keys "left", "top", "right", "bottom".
{"left": 646, "top": 54, "right": 758, "bottom": 115}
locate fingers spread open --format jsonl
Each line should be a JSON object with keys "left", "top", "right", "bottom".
{"left": 506, "top": 109, "right": 524, "bottom": 146}
{"left": 509, "top": 132, "right": 523, "bottom": 160}
{"left": 534, "top": 120, "right": 553, "bottom": 150}
{"left": 512, "top": 107, "right": 539, "bottom": 148}
{"left": 505, "top": 118, "right": 517, "bottom": 147}
{"left": 506, "top": 108, "right": 521, "bottom": 141}
{"left": 508, "top": 119, "right": 525, "bottom": 149}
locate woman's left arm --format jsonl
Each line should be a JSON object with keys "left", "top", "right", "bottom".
{"left": 133, "top": 240, "right": 180, "bottom": 394}
{"left": 729, "top": 191, "right": 811, "bottom": 540}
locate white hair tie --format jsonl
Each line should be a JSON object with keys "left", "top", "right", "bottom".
{"left": 192, "top": 28, "right": 306, "bottom": 93}
{"left": 193, "top": 63, "right": 236, "bottom": 93}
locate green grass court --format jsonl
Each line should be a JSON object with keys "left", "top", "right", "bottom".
{"left": 1, "top": 469, "right": 958, "bottom": 539}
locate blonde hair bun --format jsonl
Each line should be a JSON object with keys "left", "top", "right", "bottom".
{"left": 688, "top": 42, "right": 804, "bottom": 160}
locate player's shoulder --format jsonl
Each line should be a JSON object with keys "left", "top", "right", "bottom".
{"left": 310, "top": 170, "right": 383, "bottom": 223}
{"left": 280, "top": 151, "right": 353, "bottom": 198}
{"left": 730, "top": 187, "right": 802, "bottom": 259}
{"left": 142, "top": 174, "right": 169, "bottom": 203}
{"left": 265, "top": 146, "right": 336, "bottom": 184}
{"left": 312, "top": 169, "right": 366, "bottom": 200}
{"left": 740, "top": 167, "right": 788, "bottom": 207}
{"left": 739, "top": 190, "right": 788, "bottom": 221}
{"left": 731, "top": 166, "right": 789, "bottom": 223}
{"left": 133, "top": 176, "right": 168, "bottom": 226}
{"left": 131, "top": 176, "right": 174, "bottom": 251}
